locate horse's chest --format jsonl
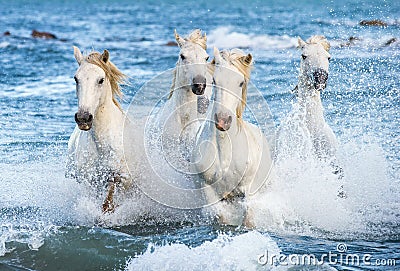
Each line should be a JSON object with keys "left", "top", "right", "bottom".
{"left": 80, "top": 132, "right": 124, "bottom": 168}
{"left": 202, "top": 147, "right": 248, "bottom": 185}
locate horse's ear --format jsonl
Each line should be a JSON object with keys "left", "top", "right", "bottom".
{"left": 203, "top": 32, "right": 207, "bottom": 42}
{"left": 73, "top": 46, "right": 83, "bottom": 65}
{"left": 174, "top": 29, "right": 185, "bottom": 47}
{"left": 298, "top": 37, "right": 307, "bottom": 48}
{"left": 101, "top": 49, "right": 109, "bottom": 63}
{"left": 243, "top": 53, "right": 253, "bottom": 66}
{"left": 213, "top": 47, "right": 222, "bottom": 64}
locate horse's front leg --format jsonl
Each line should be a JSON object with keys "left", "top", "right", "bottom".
{"left": 243, "top": 205, "right": 255, "bottom": 229}
{"left": 102, "top": 173, "right": 121, "bottom": 213}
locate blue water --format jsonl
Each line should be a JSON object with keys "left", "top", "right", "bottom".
{"left": 1, "top": 0, "right": 400, "bottom": 270}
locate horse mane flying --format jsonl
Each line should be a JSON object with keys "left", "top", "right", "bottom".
{"left": 169, "top": 29, "right": 207, "bottom": 99}
{"left": 85, "top": 51, "right": 128, "bottom": 110}
{"left": 307, "top": 35, "right": 331, "bottom": 52}
{"left": 211, "top": 48, "right": 253, "bottom": 121}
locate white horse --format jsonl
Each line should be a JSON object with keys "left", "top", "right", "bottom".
{"left": 159, "top": 29, "right": 212, "bottom": 157}
{"left": 192, "top": 47, "right": 273, "bottom": 226}
{"left": 276, "top": 36, "right": 345, "bottom": 196}
{"left": 66, "top": 47, "right": 135, "bottom": 213}
{"left": 292, "top": 35, "right": 338, "bottom": 160}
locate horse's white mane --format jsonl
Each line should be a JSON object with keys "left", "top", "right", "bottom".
{"left": 307, "top": 35, "right": 331, "bottom": 52}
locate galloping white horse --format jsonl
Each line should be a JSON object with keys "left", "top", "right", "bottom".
{"left": 276, "top": 36, "right": 345, "bottom": 197}
{"left": 192, "top": 48, "right": 273, "bottom": 226}
{"left": 292, "top": 36, "right": 338, "bottom": 160}
{"left": 159, "top": 29, "right": 212, "bottom": 155}
{"left": 66, "top": 47, "right": 134, "bottom": 213}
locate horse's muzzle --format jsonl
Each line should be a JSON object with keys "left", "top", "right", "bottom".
{"left": 75, "top": 111, "right": 93, "bottom": 131}
{"left": 215, "top": 112, "right": 232, "bottom": 131}
{"left": 192, "top": 75, "right": 207, "bottom": 95}
{"left": 313, "top": 68, "right": 329, "bottom": 91}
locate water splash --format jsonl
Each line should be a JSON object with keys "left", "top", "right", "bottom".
{"left": 247, "top": 103, "right": 399, "bottom": 240}
{"left": 125, "top": 231, "right": 282, "bottom": 271}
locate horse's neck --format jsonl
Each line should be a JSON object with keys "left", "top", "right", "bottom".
{"left": 91, "top": 97, "right": 125, "bottom": 150}
{"left": 297, "top": 81, "right": 326, "bottom": 131}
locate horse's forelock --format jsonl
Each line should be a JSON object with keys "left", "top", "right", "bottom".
{"left": 84, "top": 51, "right": 127, "bottom": 110}
{"left": 186, "top": 29, "right": 207, "bottom": 50}
{"left": 307, "top": 35, "right": 331, "bottom": 52}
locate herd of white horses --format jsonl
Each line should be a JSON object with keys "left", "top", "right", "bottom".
{"left": 66, "top": 29, "right": 343, "bottom": 227}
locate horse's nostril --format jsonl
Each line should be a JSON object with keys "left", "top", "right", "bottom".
{"left": 313, "top": 69, "right": 328, "bottom": 90}
{"left": 214, "top": 112, "right": 232, "bottom": 131}
{"left": 192, "top": 83, "right": 206, "bottom": 95}
{"left": 75, "top": 111, "right": 93, "bottom": 123}
{"left": 193, "top": 75, "right": 206, "bottom": 85}
{"left": 313, "top": 69, "right": 328, "bottom": 84}
{"left": 192, "top": 75, "right": 207, "bottom": 95}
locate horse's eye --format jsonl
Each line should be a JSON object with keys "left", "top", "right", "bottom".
{"left": 98, "top": 78, "right": 104, "bottom": 85}
{"left": 212, "top": 78, "right": 216, "bottom": 85}
{"left": 239, "top": 81, "right": 244, "bottom": 87}
{"left": 302, "top": 54, "right": 307, "bottom": 60}
{"left": 206, "top": 56, "right": 209, "bottom": 61}
{"left": 74, "top": 76, "right": 78, "bottom": 84}
{"left": 328, "top": 57, "right": 331, "bottom": 61}
{"left": 180, "top": 54, "right": 186, "bottom": 60}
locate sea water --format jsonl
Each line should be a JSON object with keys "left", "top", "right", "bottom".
{"left": 0, "top": 0, "right": 399, "bottom": 270}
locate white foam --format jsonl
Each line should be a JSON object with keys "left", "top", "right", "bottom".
{"left": 0, "top": 160, "right": 80, "bottom": 213}
{"left": 125, "top": 231, "right": 286, "bottom": 271}
{"left": 207, "top": 26, "right": 298, "bottom": 50}
{"left": 0, "top": 41, "right": 10, "bottom": 49}
{"left": 0, "top": 154, "right": 200, "bottom": 233}
{"left": 0, "top": 223, "right": 58, "bottom": 256}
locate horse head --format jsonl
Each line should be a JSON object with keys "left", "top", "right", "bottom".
{"left": 174, "top": 29, "right": 209, "bottom": 96}
{"left": 73, "top": 46, "right": 125, "bottom": 131}
{"left": 298, "top": 36, "right": 331, "bottom": 94}
{"left": 212, "top": 47, "right": 253, "bottom": 132}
